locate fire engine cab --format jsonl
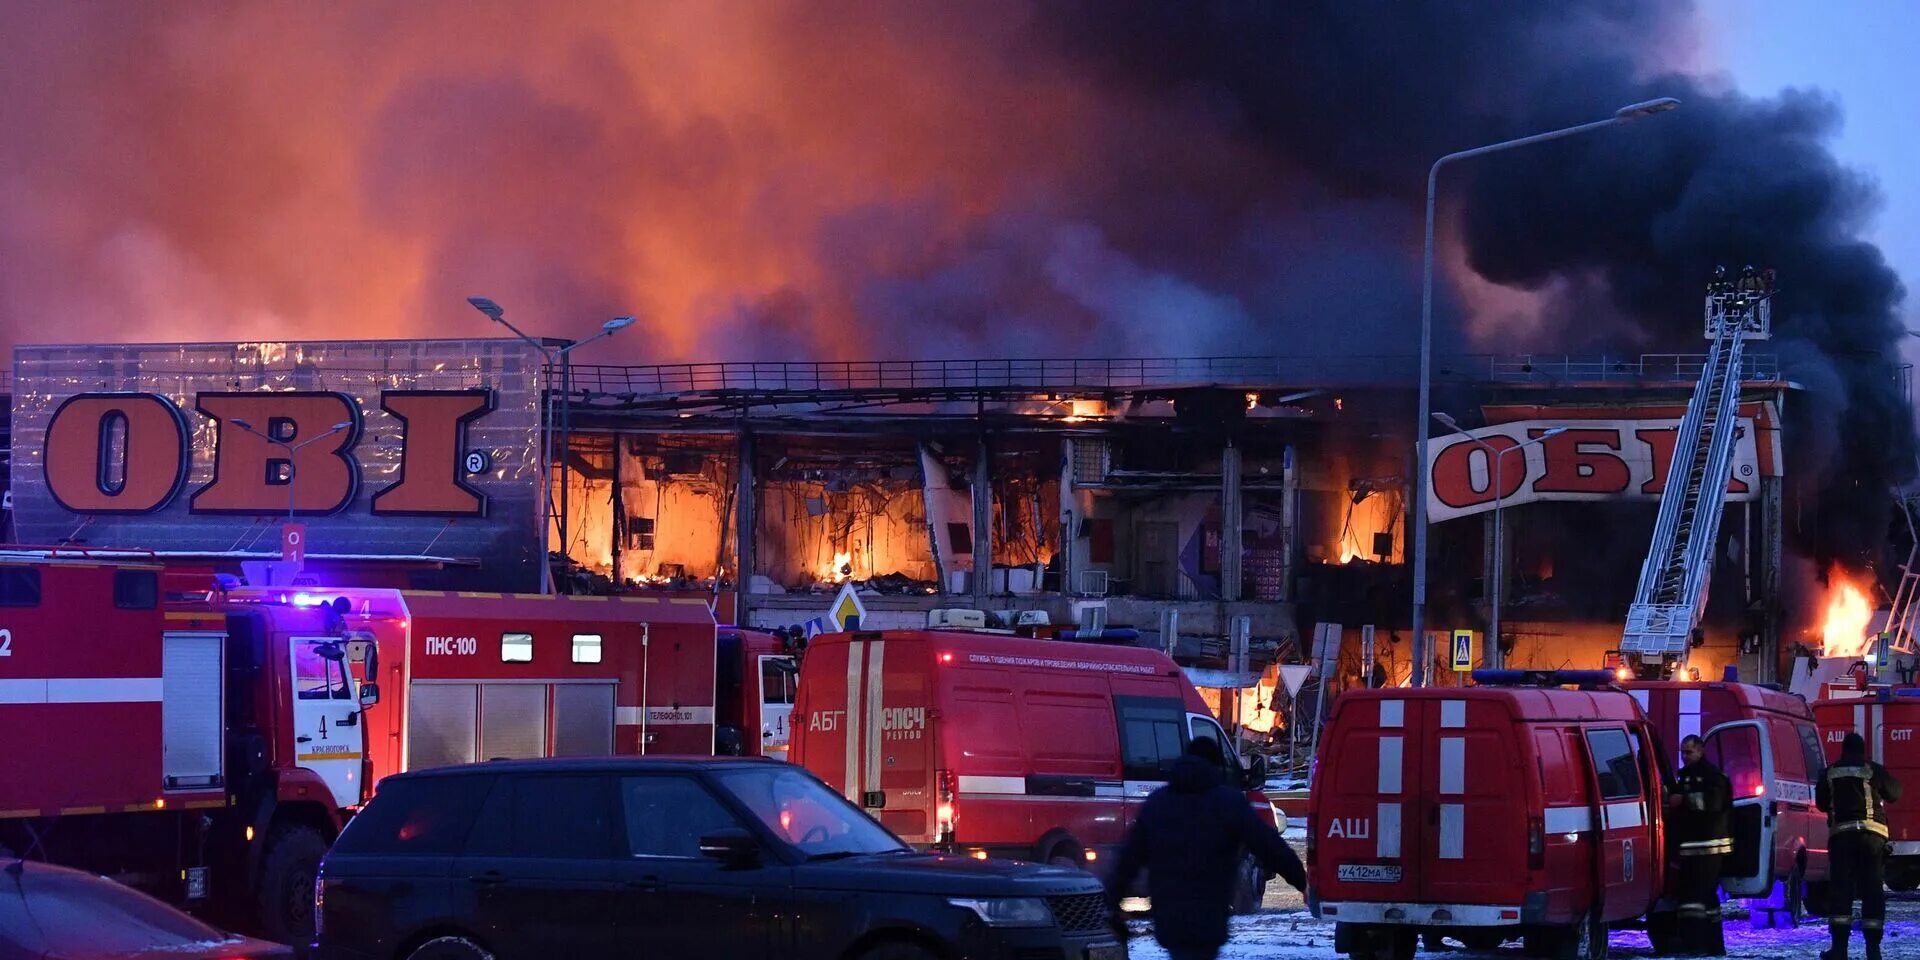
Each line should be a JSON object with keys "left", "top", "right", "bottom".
{"left": 1623, "top": 677, "right": 1829, "bottom": 917}
{"left": 0, "top": 552, "right": 374, "bottom": 943}
{"left": 1309, "top": 671, "right": 1668, "bottom": 960}
{"left": 790, "top": 629, "right": 1277, "bottom": 910}
{"left": 1812, "top": 687, "right": 1920, "bottom": 890}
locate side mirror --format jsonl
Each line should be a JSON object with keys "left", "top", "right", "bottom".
{"left": 698, "top": 828, "right": 759, "bottom": 866}
{"left": 1243, "top": 754, "right": 1269, "bottom": 789}
{"left": 314, "top": 641, "right": 347, "bottom": 663}
{"left": 358, "top": 682, "right": 381, "bottom": 708}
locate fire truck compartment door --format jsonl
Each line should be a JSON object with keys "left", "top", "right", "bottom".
{"left": 1702, "top": 719, "right": 1774, "bottom": 897}
{"left": 290, "top": 635, "right": 363, "bottom": 809}
{"left": 161, "top": 632, "right": 225, "bottom": 790}
{"left": 760, "top": 655, "right": 797, "bottom": 760}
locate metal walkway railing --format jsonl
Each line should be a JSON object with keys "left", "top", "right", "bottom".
{"left": 560, "top": 353, "right": 1785, "bottom": 397}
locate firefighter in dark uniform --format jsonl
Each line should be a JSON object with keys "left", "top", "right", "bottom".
{"left": 1817, "top": 732, "right": 1903, "bottom": 960}
{"left": 1667, "top": 734, "right": 1731, "bottom": 956}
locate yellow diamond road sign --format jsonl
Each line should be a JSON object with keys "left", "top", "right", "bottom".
{"left": 829, "top": 583, "right": 868, "bottom": 631}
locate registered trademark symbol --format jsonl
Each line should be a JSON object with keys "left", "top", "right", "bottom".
{"left": 465, "top": 451, "right": 491, "bottom": 475}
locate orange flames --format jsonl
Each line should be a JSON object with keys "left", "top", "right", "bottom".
{"left": 1820, "top": 569, "right": 1875, "bottom": 659}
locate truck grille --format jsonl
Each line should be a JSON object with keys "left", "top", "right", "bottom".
{"left": 1047, "top": 893, "right": 1109, "bottom": 933}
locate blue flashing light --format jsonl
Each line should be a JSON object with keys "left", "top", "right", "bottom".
{"left": 1723, "top": 666, "right": 1740, "bottom": 683}
{"left": 1471, "top": 669, "right": 1527, "bottom": 686}
{"left": 292, "top": 593, "right": 322, "bottom": 607}
{"left": 1893, "top": 687, "right": 1920, "bottom": 699}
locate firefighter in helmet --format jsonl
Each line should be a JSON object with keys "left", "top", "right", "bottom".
{"left": 1667, "top": 734, "right": 1731, "bottom": 956}
{"left": 1817, "top": 731, "right": 1903, "bottom": 960}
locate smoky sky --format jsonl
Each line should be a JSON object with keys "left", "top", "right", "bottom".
{"left": 0, "top": 0, "right": 1910, "bottom": 564}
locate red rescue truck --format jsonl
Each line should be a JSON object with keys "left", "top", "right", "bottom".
{"left": 790, "top": 629, "right": 1277, "bottom": 910}
{"left": 1625, "top": 678, "right": 1830, "bottom": 914}
{"left": 1813, "top": 688, "right": 1920, "bottom": 889}
{"left": 0, "top": 553, "right": 371, "bottom": 944}
{"left": 716, "top": 626, "right": 800, "bottom": 759}
{"left": 229, "top": 587, "right": 721, "bottom": 784}
{"left": 1309, "top": 671, "right": 1668, "bottom": 960}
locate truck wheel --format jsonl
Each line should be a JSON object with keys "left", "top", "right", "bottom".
{"left": 1230, "top": 853, "right": 1266, "bottom": 914}
{"left": 1553, "top": 911, "right": 1607, "bottom": 960}
{"left": 1785, "top": 861, "right": 1808, "bottom": 927}
{"left": 1887, "top": 863, "right": 1920, "bottom": 892}
{"left": 256, "top": 824, "right": 328, "bottom": 945}
{"left": 407, "top": 937, "right": 495, "bottom": 960}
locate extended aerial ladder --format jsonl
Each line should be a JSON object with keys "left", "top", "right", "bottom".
{"left": 1622, "top": 267, "right": 1773, "bottom": 675}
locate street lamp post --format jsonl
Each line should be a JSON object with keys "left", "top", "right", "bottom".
{"left": 1433, "top": 414, "right": 1567, "bottom": 669}
{"left": 229, "top": 419, "right": 355, "bottom": 522}
{"left": 467, "top": 297, "right": 635, "bottom": 594}
{"left": 1410, "top": 97, "right": 1680, "bottom": 686}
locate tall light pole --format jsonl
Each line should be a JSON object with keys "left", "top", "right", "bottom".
{"left": 1434, "top": 414, "right": 1566, "bottom": 669}
{"left": 468, "top": 297, "right": 636, "bottom": 594}
{"left": 228, "top": 419, "right": 355, "bottom": 522}
{"left": 1409, "top": 97, "right": 1680, "bottom": 686}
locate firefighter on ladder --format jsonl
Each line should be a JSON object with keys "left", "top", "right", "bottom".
{"left": 1817, "top": 732, "right": 1903, "bottom": 960}
{"left": 1668, "top": 734, "right": 1731, "bottom": 956}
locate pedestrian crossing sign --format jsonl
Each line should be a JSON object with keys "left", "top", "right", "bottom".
{"left": 1451, "top": 630, "right": 1474, "bottom": 672}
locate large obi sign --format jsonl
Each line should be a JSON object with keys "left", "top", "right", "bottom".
{"left": 11, "top": 340, "right": 545, "bottom": 588}
{"left": 1425, "top": 402, "right": 1783, "bottom": 523}
{"left": 45, "top": 389, "right": 494, "bottom": 516}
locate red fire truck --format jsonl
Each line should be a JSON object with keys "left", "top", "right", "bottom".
{"left": 1812, "top": 688, "right": 1920, "bottom": 890}
{"left": 1623, "top": 678, "right": 1830, "bottom": 918}
{"left": 1309, "top": 671, "right": 1669, "bottom": 960}
{"left": 228, "top": 587, "right": 721, "bottom": 784}
{"left": 717, "top": 626, "right": 799, "bottom": 760}
{"left": 0, "top": 552, "right": 371, "bottom": 944}
{"left": 789, "top": 629, "right": 1277, "bottom": 911}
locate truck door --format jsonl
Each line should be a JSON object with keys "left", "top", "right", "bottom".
{"left": 1577, "top": 726, "right": 1654, "bottom": 918}
{"left": 290, "top": 635, "right": 364, "bottom": 808}
{"left": 1420, "top": 698, "right": 1528, "bottom": 906}
{"left": 759, "top": 655, "right": 797, "bottom": 761}
{"left": 1701, "top": 719, "right": 1774, "bottom": 897}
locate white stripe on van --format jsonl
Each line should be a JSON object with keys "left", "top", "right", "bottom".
{"left": 844, "top": 640, "right": 865, "bottom": 802}
{"left": 1679, "top": 688, "right": 1702, "bottom": 745}
{"left": 1095, "top": 782, "right": 1125, "bottom": 798}
{"left": 1604, "top": 801, "right": 1644, "bottom": 830}
{"left": 1380, "top": 700, "right": 1405, "bottom": 728}
{"left": 1874, "top": 705, "right": 1886, "bottom": 764}
{"left": 1438, "top": 737, "right": 1464, "bottom": 795}
{"left": 1440, "top": 701, "right": 1465, "bottom": 728}
{"left": 1544, "top": 806, "right": 1590, "bottom": 834}
{"left": 1438, "top": 803, "right": 1464, "bottom": 859}
{"left": 1378, "top": 736, "right": 1404, "bottom": 794}
{"left": 957, "top": 775, "right": 1026, "bottom": 794}
{"left": 865, "top": 640, "right": 886, "bottom": 799}
{"left": 1377, "top": 802, "right": 1402, "bottom": 858}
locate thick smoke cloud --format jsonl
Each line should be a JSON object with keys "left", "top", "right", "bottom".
{"left": 0, "top": 1, "right": 1910, "bottom": 565}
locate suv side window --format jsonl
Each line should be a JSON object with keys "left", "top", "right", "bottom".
{"left": 333, "top": 775, "right": 492, "bottom": 855}
{"left": 1797, "top": 723, "right": 1826, "bottom": 783}
{"left": 1115, "top": 696, "right": 1186, "bottom": 782}
{"left": 1585, "top": 728, "right": 1643, "bottom": 801}
{"left": 465, "top": 775, "right": 616, "bottom": 860}
{"left": 622, "top": 777, "right": 743, "bottom": 859}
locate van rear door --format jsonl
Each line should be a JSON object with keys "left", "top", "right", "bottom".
{"left": 1417, "top": 697, "right": 1530, "bottom": 906}
{"left": 1702, "top": 719, "right": 1775, "bottom": 896}
{"left": 1315, "top": 696, "right": 1424, "bottom": 904}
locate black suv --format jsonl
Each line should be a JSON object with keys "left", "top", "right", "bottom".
{"left": 313, "top": 757, "right": 1123, "bottom": 960}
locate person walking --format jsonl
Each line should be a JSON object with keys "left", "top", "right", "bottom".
{"left": 1668, "top": 734, "right": 1732, "bottom": 956}
{"left": 1818, "top": 732, "right": 1903, "bottom": 960}
{"left": 1105, "top": 737, "right": 1305, "bottom": 960}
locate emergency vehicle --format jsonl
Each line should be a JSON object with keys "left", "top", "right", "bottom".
{"left": 0, "top": 552, "right": 370, "bottom": 944}
{"left": 229, "top": 587, "right": 721, "bottom": 784}
{"left": 1813, "top": 688, "right": 1920, "bottom": 890}
{"left": 789, "top": 629, "right": 1276, "bottom": 910}
{"left": 1309, "top": 671, "right": 1668, "bottom": 960}
{"left": 1624, "top": 678, "right": 1829, "bottom": 914}
{"left": 716, "top": 625, "right": 799, "bottom": 759}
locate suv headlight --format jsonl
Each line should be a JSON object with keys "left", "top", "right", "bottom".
{"left": 948, "top": 897, "right": 1054, "bottom": 927}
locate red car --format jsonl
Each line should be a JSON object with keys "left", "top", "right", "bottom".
{"left": 0, "top": 858, "right": 291, "bottom": 959}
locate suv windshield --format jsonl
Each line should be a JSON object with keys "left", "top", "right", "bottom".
{"left": 712, "top": 766, "right": 906, "bottom": 859}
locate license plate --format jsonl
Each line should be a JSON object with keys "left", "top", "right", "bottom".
{"left": 1086, "top": 944, "right": 1126, "bottom": 960}
{"left": 1337, "top": 863, "right": 1402, "bottom": 883}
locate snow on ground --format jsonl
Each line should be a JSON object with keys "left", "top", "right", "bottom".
{"left": 1123, "top": 886, "right": 1920, "bottom": 959}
